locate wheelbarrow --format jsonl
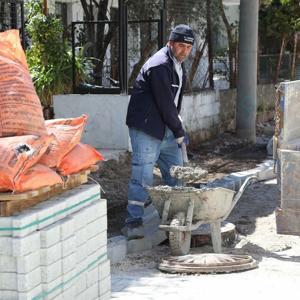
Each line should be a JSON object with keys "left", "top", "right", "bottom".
{"left": 147, "top": 176, "right": 257, "bottom": 255}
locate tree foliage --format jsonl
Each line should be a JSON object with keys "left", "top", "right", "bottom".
{"left": 260, "top": 0, "right": 300, "bottom": 53}
{"left": 25, "top": 0, "right": 90, "bottom": 106}
{"left": 259, "top": 0, "right": 300, "bottom": 81}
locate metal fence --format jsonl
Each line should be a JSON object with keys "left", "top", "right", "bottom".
{"left": 0, "top": 0, "right": 25, "bottom": 47}
{"left": 71, "top": 18, "right": 163, "bottom": 94}
{"left": 259, "top": 54, "right": 292, "bottom": 83}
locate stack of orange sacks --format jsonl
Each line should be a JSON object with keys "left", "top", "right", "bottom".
{"left": 0, "top": 30, "right": 104, "bottom": 193}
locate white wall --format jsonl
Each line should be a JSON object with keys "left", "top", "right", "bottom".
{"left": 53, "top": 94, "right": 130, "bottom": 150}
{"left": 53, "top": 91, "right": 219, "bottom": 150}
{"left": 181, "top": 90, "right": 219, "bottom": 133}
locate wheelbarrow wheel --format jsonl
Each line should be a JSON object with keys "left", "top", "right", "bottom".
{"left": 169, "top": 212, "right": 191, "bottom": 256}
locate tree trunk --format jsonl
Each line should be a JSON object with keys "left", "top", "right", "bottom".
{"left": 188, "top": 39, "right": 208, "bottom": 85}
{"left": 291, "top": 32, "right": 298, "bottom": 80}
{"left": 218, "top": 0, "right": 237, "bottom": 88}
{"left": 275, "top": 34, "right": 286, "bottom": 83}
{"left": 128, "top": 40, "right": 157, "bottom": 86}
{"left": 206, "top": 0, "right": 214, "bottom": 89}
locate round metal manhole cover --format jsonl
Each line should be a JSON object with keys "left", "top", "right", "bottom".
{"left": 159, "top": 253, "right": 258, "bottom": 274}
{"left": 191, "top": 222, "right": 236, "bottom": 248}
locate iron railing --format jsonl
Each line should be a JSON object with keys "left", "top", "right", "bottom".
{"left": 71, "top": 3, "right": 164, "bottom": 95}
{"left": 0, "top": 0, "right": 25, "bottom": 48}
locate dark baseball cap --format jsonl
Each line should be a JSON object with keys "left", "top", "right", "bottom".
{"left": 169, "top": 24, "right": 195, "bottom": 45}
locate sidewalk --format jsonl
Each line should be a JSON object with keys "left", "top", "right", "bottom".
{"left": 111, "top": 179, "right": 300, "bottom": 300}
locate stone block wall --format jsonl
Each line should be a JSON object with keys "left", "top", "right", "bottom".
{"left": 54, "top": 84, "right": 275, "bottom": 150}
{"left": 219, "top": 84, "right": 276, "bottom": 134}
{"left": 0, "top": 184, "right": 111, "bottom": 300}
{"left": 181, "top": 90, "right": 219, "bottom": 146}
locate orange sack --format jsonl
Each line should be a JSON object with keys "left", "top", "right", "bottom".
{"left": 0, "top": 135, "right": 54, "bottom": 191}
{"left": 58, "top": 143, "right": 104, "bottom": 176}
{"left": 45, "top": 115, "right": 88, "bottom": 126}
{"left": 0, "top": 29, "right": 47, "bottom": 137}
{"left": 14, "top": 164, "right": 63, "bottom": 193}
{"left": 39, "top": 115, "right": 88, "bottom": 168}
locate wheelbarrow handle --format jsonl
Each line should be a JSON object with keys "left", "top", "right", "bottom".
{"left": 223, "top": 175, "right": 258, "bottom": 220}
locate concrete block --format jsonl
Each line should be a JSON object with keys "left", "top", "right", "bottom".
{"left": 98, "top": 259, "right": 110, "bottom": 281}
{"left": 0, "top": 231, "right": 41, "bottom": 256}
{"left": 41, "top": 276, "right": 62, "bottom": 300}
{"left": 99, "top": 275, "right": 111, "bottom": 297}
{"left": 107, "top": 235, "right": 127, "bottom": 264}
{"left": 40, "top": 223, "right": 61, "bottom": 248}
{"left": 12, "top": 210, "right": 38, "bottom": 237}
{"left": 0, "top": 216, "right": 13, "bottom": 236}
{"left": 127, "top": 229, "right": 167, "bottom": 254}
{"left": 0, "top": 249, "right": 40, "bottom": 274}
{"left": 280, "top": 149, "right": 300, "bottom": 207}
{"left": 86, "top": 265, "right": 99, "bottom": 287}
{"left": 0, "top": 284, "right": 42, "bottom": 300}
{"left": 75, "top": 273, "right": 87, "bottom": 296}
{"left": 96, "top": 245, "right": 108, "bottom": 266}
{"left": 276, "top": 207, "right": 300, "bottom": 235}
{"left": 75, "top": 226, "right": 87, "bottom": 247}
{"left": 75, "top": 242, "right": 88, "bottom": 263}
{"left": 0, "top": 267, "right": 41, "bottom": 292}
{"left": 63, "top": 191, "right": 81, "bottom": 216}
{"left": 84, "top": 201, "right": 105, "bottom": 224}
{"left": 61, "top": 285, "right": 76, "bottom": 300}
{"left": 64, "top": 184, "right": 101, "bottom": 215}
{"left": 62, "top": 268, "right": 76, "bottom": 291}
{"left": 62, "top": 252, "right": 76, "bottom": 274}
{"left": 59, "top": 216, "right": 75, "bottom": 241}
{"left": 40, "top": 242, "right": 62, "bottom": 266}
{"left": 41, "top": 259, "right": 62, "bottom": 283}
{"left": 31, "top": 200, "right": 66, "bottom": 230}
{"left": 78, "top": 281, "right": 99, "bottom": 300}
{"left": 12, "top": 231, "right": 40, "bottom": 256}
{"left": 85, "top": 216, "right": 107, "bottom": 240}
{"left": 127, "top": 237, "right": 152, "bottom": 253}
{"left": 72, "top": 209, "right": 88, "bottom": 232}
{"left": 281, "top": 81, "right": 300, "bottom": 144}
{"left": 76, "top": 245, "right": 107, "bottom": 282}
{"left": 256, "top": 165, "right": 276, "bottom": 182}
{"left": 62, "top": 235, "right": 76, "bottom": 258}
{"left": 100, "top": 290, "right": 111, "bottom": 300}
{"left": 86, "top": 231, "right": 107, "bottom": 256}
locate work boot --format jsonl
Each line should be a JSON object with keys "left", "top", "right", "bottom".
{"left": 124, "top": 219, "right": 144, "bottom": 240}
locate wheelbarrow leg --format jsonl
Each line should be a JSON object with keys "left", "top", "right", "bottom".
{"left": 161, "top": 198, "right": 171, "bottom": 224}
{"left": 210, "top": 220, "right": 222, "bottom": 253}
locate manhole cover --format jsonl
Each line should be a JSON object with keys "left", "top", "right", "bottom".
{"left": 191, "top": 222, "right": 236, "bottom": 248}
{"left": 159, "top": 253, "right": 258, "bottom": 274}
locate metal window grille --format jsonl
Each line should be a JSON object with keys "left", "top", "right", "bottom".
{"left": 0, "top": 0, "right": 25, "bottom": 48}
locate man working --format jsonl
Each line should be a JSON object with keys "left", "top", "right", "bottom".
{"left": 125, "top": 24, "right": 195, "bottom": 238}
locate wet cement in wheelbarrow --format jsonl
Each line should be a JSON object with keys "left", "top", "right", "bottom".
{"left": 90, "top": 132, "right": 269, "bottom": 237}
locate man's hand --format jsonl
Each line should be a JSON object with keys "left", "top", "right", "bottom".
{"left": 176, "top": 136, "right": 184, "bottom": 144}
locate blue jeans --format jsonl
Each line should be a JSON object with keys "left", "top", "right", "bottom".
{"left": 126, "top": 127, "right": 183, "bottom": 225}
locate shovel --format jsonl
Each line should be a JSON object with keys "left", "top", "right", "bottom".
{"left": 181, "top": 141, "right": 189, "bottom": 166}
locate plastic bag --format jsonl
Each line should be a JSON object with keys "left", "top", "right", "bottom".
{"left": 58, "top": 143, "right": 104, "bottom": 176}
{"left": 0, "top": 29, "right": 46, "bottom": 137}
{"left": 14, "top": 164, "right": 63, "bottom": 192}
{"left": 39, "top": 115, "right": 88, "bottom": 168}
{"left": 0, "top": 135, "right": 54, "bottom": 191}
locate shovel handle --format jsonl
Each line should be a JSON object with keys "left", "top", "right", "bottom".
{"left": 181, "top": 142, "right": 189, "bottom": 164}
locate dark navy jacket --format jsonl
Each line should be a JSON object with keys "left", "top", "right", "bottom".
{"left": 126, "top": 46, "right": 186, "bottom": 141}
